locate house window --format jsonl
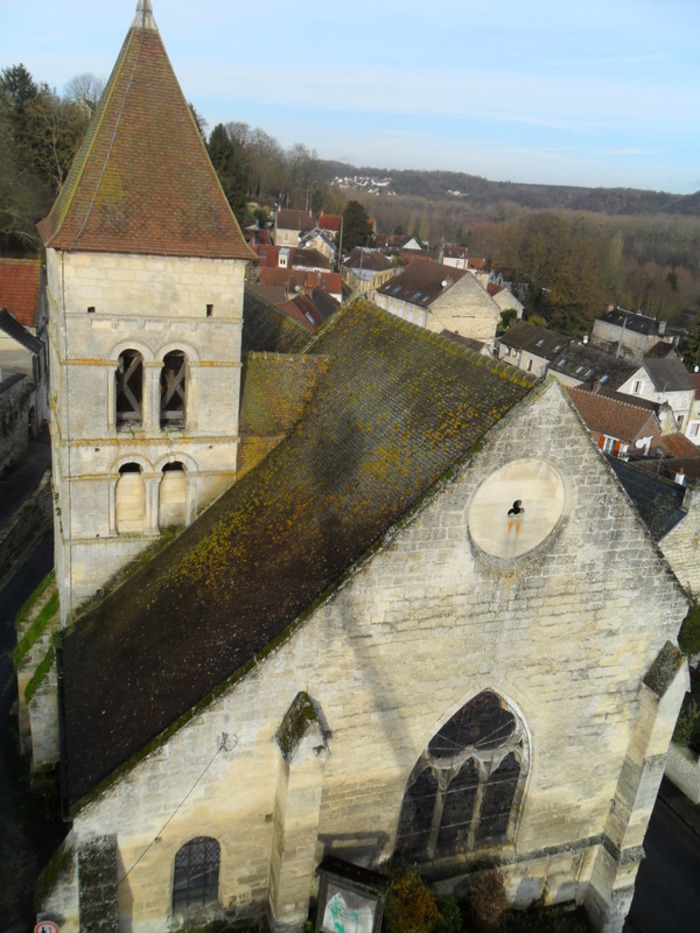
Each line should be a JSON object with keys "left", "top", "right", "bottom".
{"left": 632, "top": 380, "right": 643, "bottom": 394}
{"left": 115, "top": 350, "right": 144, "bottom": 428}
{"left": 172, "top": 837, "right": 220, "bottom": 915}
{"left": 689, "top": 423, "right": 699, "bottom": 438}
{"left": 601, "top": 435, "right": 616, "bottom": 455}
{"left": 394, "top": 691, "right": 526, "bottom": 861}
{"left": 160, "top": 351, "right": 187, "bottom": 429}
{"left": 526, "top": 359, "right": 533, "bottom": 372}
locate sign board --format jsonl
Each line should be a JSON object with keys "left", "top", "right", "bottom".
{"left": 35, "top": 923, "right": 60, "bottom": 933}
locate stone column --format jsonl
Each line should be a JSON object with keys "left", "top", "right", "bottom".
{"left": 585, "top": 642, "right": 688, "bottom": 932}
{"left": 268, "top": 693, "right": 329, "bottom": 933}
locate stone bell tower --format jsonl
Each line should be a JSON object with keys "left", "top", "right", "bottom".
{"left": 38, "top": 0, "right": 253, "bottom": 622}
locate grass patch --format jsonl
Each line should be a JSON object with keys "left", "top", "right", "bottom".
{"left": 13, "top": 590, "right": 60, "bottom": 667}
{"left": 23, "top": 647, "right": 55, "bottom": 703}
{"left": 14, "top": 570, "right": 55, "bottom": 630}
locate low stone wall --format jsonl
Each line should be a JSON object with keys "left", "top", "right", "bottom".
{"left": 665, "top": 743, "right": 700, "bottom": 803}
{"left": 0, "top": 373, "right": 33, "bottom": 476}
{"left": 0, "top": 471, "right": 53, "bottom": 579}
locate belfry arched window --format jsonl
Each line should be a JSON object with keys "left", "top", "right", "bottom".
{"left": 395, "top": 691, "right": 526, "bottom": 861}
{"left": 172, "top": 836, "right": 220, "bottom": 914}
{"left": 115, "top": 463, "right": 145, "bottom": 534}
{"left": 115, "top": 350, "right": 144, "bottom": 428}
{"left": 160, "top": 351, "right": 187, "bottom": 429}
{"left": 159, "top": 461, "right": 187, "bottom": 529}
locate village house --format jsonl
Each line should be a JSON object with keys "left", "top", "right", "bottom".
{"left": 591, "top": 305, "right": 681, "bottom": 360}
{"left": 274, "top": 209, "right": 315, "bottom": 246}
{"left": 374, "top": 260, "right": 501, "bottom": 342}
{"left": 298, "top": 227, "right": 338, "bottom": 266}
{"left": 616, "top": 357, "right": 697, "bottom": 434}
{"left": 567, "top": 385, "right": 662, "bottom": 458}
{"left": 341, "top": 247, "right": 397, "bottom": 299}
{"left": 497, "top": 320, "right": 569, "bottom": 378}
{"left": 22, "top": 6, "right": 690, "bottom": 933}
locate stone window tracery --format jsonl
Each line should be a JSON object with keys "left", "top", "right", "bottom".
{"left": 395, "top": 691, "right": 526, "bottom": 861}
{"left": 172, "top": 836, "right": 220, "bottom": 915}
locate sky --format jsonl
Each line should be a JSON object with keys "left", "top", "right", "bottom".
{"left": 2, "top": 0, "right": 700, "bottom": 194}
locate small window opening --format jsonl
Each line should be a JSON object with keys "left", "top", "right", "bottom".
{"left": 206, "top": 304, "right": 213, "bottom": 317}
{"left": 87, "top": 305, "right": 95, "bottom": 314}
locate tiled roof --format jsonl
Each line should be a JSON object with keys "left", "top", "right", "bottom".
{"left": 643, "top": 357, "right": 696, "bottom": 392}
{"left": 635, "top": 457, "right": 700, "bottom": 487}
{"left": 499, "top": 320, "right": 568, "bottom": 361}
{"left": 344, "top": 247, "right": 393, "bottom": 272}
{"left": 0, "top": 259, "right": 41, "bottom": 329}
{"left": 257, "top": 268, "right": 341, "bottom": 295}
{"left": 289, "top": 247, "right": 331, "bottom": 270}
{"left": 567, "top": 386, "right": 658, "bottom": 444}
{"left": 59, "top": 297, "right": 534, "bottom": 807}
{"left": 550, "top": 342, "right": 638, "bottom": 389}
{"left": 241, "top": 286, "right": 310, "bottom": 354}
{"left": 0, "top": 309, "right": 44, "bottom": 354}
{"left": 377, "top": 261, "right": 467, "bottom": 307}
{"left": 599, "top": 308, "right": 662, "bottom": 337}
{"left": 318, "top": 212, "right": 342, "bottom": 233}
{"left": 37, "top": 17, "right": 251, "bottom": 260}
{"left": 659, "top": 433, "right": 700, "bottom": 459}
{"left": 607, "top": 457, "right": 687, "bottom": 541}
{"left": 276, "top": 210, "right": 314, "bottom": 233}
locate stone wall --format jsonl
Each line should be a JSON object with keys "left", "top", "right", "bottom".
{"left": 45, "top": 248, "right": 246, "bottom": 618}
{"left": 0, "top": 470, "right": 52, "bottom": 579}
{"left": 39, "top": 384, "right": 687, "bottom": 932}
{"left": 0, "top": 373, "right": 33, "bottom": 476}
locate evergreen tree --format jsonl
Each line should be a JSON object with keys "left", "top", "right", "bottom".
{"left": 342, "top": 199, "right": 375, "bottom": 254}
{"left": 207, "top": 123, "right": 249, "bottom": 221}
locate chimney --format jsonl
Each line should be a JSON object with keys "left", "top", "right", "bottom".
{"left": 658, "top": 320, "right": 667, "bottom": 336}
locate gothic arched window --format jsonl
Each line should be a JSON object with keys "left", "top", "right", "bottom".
{"left": 115, "top": 350, "right": 144, "bottom": 428}
{"left": 160, "top": 351, "right": 187, "bottom": 429}
{"left": 172, "top": 836, "right": 220, "bottom": 915}
{"left": 395, "top": 691, "right": 526, "bottom": 861}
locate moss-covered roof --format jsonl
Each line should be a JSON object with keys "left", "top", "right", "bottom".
{"left": 60, "top": 299, "right": 534, "bottom": 807}
{"left": 37, "top": 18, "right": 251, "bottom": 260}
{"left": 242, "top": 286, "right": 311, "bottom": 353}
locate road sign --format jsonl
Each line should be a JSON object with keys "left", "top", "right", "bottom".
{"left": 35, "top": 922, "right": 60, "bottom": 933}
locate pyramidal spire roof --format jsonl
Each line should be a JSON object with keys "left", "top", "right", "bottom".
{"left": 38, "top": 2, "right": 252, "bottom": 260}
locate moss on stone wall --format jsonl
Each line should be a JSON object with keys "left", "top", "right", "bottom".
{"left": 276, "top": 691, "right": 319, "bottom": 761}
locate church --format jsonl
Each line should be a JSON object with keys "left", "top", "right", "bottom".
{"left": 27, "top": 4, "right": 689, "bottom": 932}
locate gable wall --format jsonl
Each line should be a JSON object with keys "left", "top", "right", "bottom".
{"left": 430, "top": 276, "right": 500, "bottom": 342}
{"left": 49, "top": 384, "right": 686, "bottom": 931}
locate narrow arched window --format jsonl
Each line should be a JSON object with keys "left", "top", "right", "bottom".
{"left": 159, "top": 461, "right": 187, "bottom": 529}
{"left": 160, "top": 351, "right": 187, "bottom": 429}
{"left": 115, "top": 350, "right": 144, "bottom": 428}
{"left": 395, "top": 691, "right": 526, "bottom": 861}
{"left": 172, "top": 836, "right": 220, "bottom": 915}
{"left": 116, "top": 463, "right": 145, "bottom": 534}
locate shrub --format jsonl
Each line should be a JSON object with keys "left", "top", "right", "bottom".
{"left": 464, "top": 869, "right": 508, "bottom": 933}
{"left": 679, "top": 600, "right": 700, "bottom": 657}
{"left": 674, "top": 696, "right": 700, "bottom": 747}
{"left": 384, "top": 866, "right": 441, "bottom": 933}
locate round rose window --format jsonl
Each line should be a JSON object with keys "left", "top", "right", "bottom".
{"left": 468, "top": 458, "right": 566, "bottom": 558}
